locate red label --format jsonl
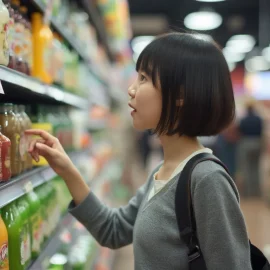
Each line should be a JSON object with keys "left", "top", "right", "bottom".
{"left": 0, "top": 243, "right": 8, "bottom": 261}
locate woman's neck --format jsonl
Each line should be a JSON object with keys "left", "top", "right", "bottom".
{"left": 159, "top": 134, "right": 204, "bottom": 166}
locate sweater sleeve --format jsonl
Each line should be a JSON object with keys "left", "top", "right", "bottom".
{"left": 68, "top": 178, "right": 151, "bottom": 249}
{"left": 191, "top": 165, "right": 252, "bottom": 270}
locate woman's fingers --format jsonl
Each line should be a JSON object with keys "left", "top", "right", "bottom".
{"left": 35, "top": 142, "right": 56, "bottom": 158}
{"left": 28, "top": 138, "right": 45, "bottom": 152}
{"left": 25, "top": 129, "right": 57, "bottom": 146}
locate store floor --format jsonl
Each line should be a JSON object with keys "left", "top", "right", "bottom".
{"left": 112, "top": 153, "right": 270, "bottom": 270}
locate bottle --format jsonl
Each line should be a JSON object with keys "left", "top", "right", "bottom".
{"left": 31, "top": 105, "right": 52, "bottom": 166}
{"left": 16, "top": 196, "right": 32, "bottom": 267}
{"left": 2, "top": 202, "right": 23, "bottom": 270}
{"left": 19, "top": 6, "right": 29, "bottom": 75}
{"left": 0, "top": 0, "right": 10, "bottom": 66}
{"left": 32, "top": 12, "right": 53, "bottom": 84}
{"left": 0, "top": 104, "right": 22, "bottom": 177}
{"left": 0, "top": 125, "right": 11, "bottom": 182}
{"left": 35, "top": 183, "right": 49, "bottom": 244}
{"left": 4, "top": 0, "right": 15, "bottom": 70}
{"left": 14, "top": 105, "right": 26, "bottom": 172}
{"left": 19, "top": 105, "right": 32, "bottom": 170}
{"left": 0, "top": 209, "right": 9, "bottom": 270}
{"left": 11, "top": 0, "right": 25, "bottom": 73}
{"left": 25, "top": 189, "right": 43, "bottom": 259}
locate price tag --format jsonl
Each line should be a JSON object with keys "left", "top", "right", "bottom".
{"left": 24, "top": 181, "right": 33, "bottom": 193}
{"left": 0, "top": 80, "right": 4, "bottom": 94}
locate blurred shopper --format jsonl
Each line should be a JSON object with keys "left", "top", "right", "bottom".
{"left": 26, "top": 34, "right": 255, "bottom": 270}
{"left": 216, "top": 121, "right": 240, "bottom": 178}
{"left": 238, "top": 103, "right": 263, "bottom": 197}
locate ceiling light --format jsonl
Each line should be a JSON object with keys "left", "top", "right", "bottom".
{"left": 196, "top": 0, "right": 225, "bottom": 2}
{"left": 262, "top": 46, "right": 270, "bottom": 62}
{"left": 245, "top": 56, "right": 270, "bottom": 72}
{"left": 184, "top": 11, "right": 222, "bottom": 30}
{"left": 131, "top": 36, "right": 155, "bottom": 55}
{"left": 223, "top": 48, "right": 245, "bottom": 62}
{"left": 226, "top": 35, "right": 256, "bottom": 53}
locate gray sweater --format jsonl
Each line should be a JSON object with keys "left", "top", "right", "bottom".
{"left": 69, "top": 160, "right": 252, "bottom": 270}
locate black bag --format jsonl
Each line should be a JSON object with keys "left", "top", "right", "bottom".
{"left": 175, "top": 153, "right": 270, "bottom": 270}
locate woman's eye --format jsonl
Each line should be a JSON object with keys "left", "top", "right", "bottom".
{"left": 139, "top": 74, "right": 146, "bottom": 82}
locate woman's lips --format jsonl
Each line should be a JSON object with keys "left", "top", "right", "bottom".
{"left": 128, "top": 103, "right": 137, "bottom": 115}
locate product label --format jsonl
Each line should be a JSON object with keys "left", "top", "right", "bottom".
{"left": 31, "top": 213, "right": 42, "bottom": 252}
{"left": 19, "top": 133, "right": 26, "bottom": 161}
{"left": 0, "top": 139, "right": 11, "bottom": 181}
{"left": 15, "top": 133, "right": 21, "bottom": 162}
{"left": 43, "top": 41, "right": 53, "bottom": 76}
{"left": 0, "top": 243, "right": 9, "bottom": 270}
{"left": 20, "top": 224, "right": 31, "bottom": 265}
{"left": 13, "top": 23, "right": 24, "bottom": 58}
{"left": 0, "top": 23, "right": 9, "bottom": 65}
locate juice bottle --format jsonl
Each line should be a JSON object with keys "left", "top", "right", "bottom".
{"left": 16, "top": 196, "right": 31, "bottom": 267}
{"left": 14, "top": 105, "right": 26, "bottom": 172}
{"left": 0, "top": 0, "right": 10, "bottom": 66}
{"left": 11, "top": 0, "right": 25, "bottom": 73}
{"left": 0, "top": 104, "right": 22, "bottom": 177}
{"left": 19, "top": 105, "right": 32, "bottom": 170}
{"left": 0, "top": 125, "right": 11, "bottom": 182}
{"left": 4, "top": 0, "right": 15, "bottom": 70}
{"left": 35, "top": 183, "right": 50, "bottom": 244}
{"left": 26, "top": 190, "right": 43, "bottom": 259}
{"left": 2, "top": 202, "right": 23, "bottom": 270}
{"left": 0, "top": 209, "right": 9, "bottom": 270}
{"left": 32, "top": 12, "right": 53, "bottom": 84}
{"left": 19, "top": 6, "right": 29, "bottom": 75}
{"left": 31, "top": 106, "right": 52, "bottom": 167}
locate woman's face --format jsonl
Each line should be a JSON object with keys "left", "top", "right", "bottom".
{"left": 128, "top": 71, "right": 162, "bottom": 131}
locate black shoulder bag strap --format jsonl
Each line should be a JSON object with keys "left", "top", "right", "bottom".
{"left": 175, "top": 152, "right": 270, "bottom": 270}
{"left": 175, "top": 152, "right": 229, "bottom": 270}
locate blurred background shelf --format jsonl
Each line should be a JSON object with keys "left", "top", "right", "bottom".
{"left": 31, "top": 0, "right": 111, "bottom": 85}
{"left": 0, "top": 66, "right": 88, "bottom": 109}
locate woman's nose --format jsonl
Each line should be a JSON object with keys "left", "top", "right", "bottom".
{"left": 128, "top": 87, "right": 136, "bottom": 99}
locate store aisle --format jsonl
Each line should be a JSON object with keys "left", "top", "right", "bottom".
{"left": 241, "top": 199, "right": 270, "bottom": 258}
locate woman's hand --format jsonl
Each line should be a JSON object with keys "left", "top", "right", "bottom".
{"left": 25, "top": 129, "right": 77, "bottom": 178}
{"left": 25, "top": 129, "right": 90, "bottom": 205}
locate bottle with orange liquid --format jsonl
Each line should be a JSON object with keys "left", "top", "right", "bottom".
{"left": 0, "top": 209, "right": 9, "bottom": 270}
{"left": 31, "top": 12, "right": 53, "bottom": 84}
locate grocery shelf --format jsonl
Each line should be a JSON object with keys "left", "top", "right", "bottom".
{"left": 0, "top": 150, "right": 88, "bottom": 208}
{"left": 78, "top": 0, "right": 114, "bottom": 62}
{"left": 88, "top": 119, "right": 108, "bottom": 130}
{"left": 31, "top": 0, "right": 110, "bottom": 85}
{"left": 0, "top": 66, "right": 88, "bottom": 109}
{"left": 28, "top": 213, "right": 75, "bottom": 270}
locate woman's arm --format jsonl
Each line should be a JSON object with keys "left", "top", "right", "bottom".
{"left": 69, "top": 179, "right": 150, "bottom": 249}
{"left": 26, "top": 129, "right": 152, "bottom": 249}
{"left": 191, "top": 163, "right": 252, "bottom": 270}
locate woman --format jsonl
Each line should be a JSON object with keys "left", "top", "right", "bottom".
{"left": 26, "top": 33, "right": 252, "bottom": 270}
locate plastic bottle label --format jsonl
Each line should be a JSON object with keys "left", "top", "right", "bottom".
{"left": 20, "top": 224, "right": 31, "bottom": 265}
{"left": 19, "top": 133, "right": 26, "bottom": 161}
{"left": 0, "top": 23, "right": 9, "bottom": 66}
{"left": 31, "top": 213, "right": 41, "bottom": 252}
{"left": 0, "top": 139, "right": 11, "bottom": 182}
{"left": 0, "top": 243, "right": 9, "bottom": 270}
{"left": 13, "top": 23, "right": 24, "bottom": 58}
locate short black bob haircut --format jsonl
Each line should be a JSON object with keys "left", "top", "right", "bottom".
{"left": 136, "top": 32, "right": 235, "bottom": 137}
